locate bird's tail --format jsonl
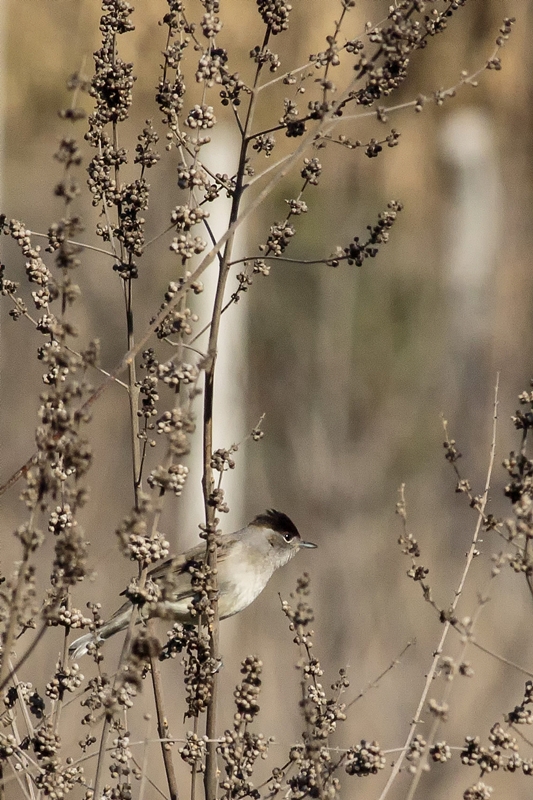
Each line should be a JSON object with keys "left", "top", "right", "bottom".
{"left": 68, "top": 605, "right": 132, "bottom": 659}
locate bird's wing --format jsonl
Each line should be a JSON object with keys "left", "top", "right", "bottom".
{"left": 146, "top": 533, "right": 240, "bottom": 583}
{"left": 107, "top": 598, "right": 133, "bottom": 622}
{"left": 109, "top": 535, "right": 243, "bottom": 623}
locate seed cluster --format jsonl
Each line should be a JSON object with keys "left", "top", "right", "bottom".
{"left": 46, "top": 661, "right": 84, "bottom": 701}
{"left": 218, "top": 656, "right": 272, "bottom": 798}
{"left": 0, "top": 2, "right": 520, "bottom": 800}
{"left": 345, "top": 741, "right": 386, "bottom": 777}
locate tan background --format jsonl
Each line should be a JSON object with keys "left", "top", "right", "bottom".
{"left": 2, "top": 1, "right": 533, "bottom": 798}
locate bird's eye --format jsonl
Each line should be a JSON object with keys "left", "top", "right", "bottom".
{"left": 283, "top": 532, "right": 294, "bottom": 543}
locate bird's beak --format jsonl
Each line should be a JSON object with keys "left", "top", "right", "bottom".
{"left": 300, "top": 540, "right": 317, "bottom": 549}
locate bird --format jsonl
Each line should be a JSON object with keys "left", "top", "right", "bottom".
{"left": 68, "top": 509, "right": 316, "bottom": 659}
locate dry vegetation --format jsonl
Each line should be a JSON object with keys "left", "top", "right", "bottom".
{"left": 2, "top": 2, "right": 533, "bottom": 800}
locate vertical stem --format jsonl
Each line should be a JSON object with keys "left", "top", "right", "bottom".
{"left": 0, "top": 561, "right": 28, "bottom": 800}
{"left": 0, "top": 525, "right": 35, "bottom": 691}
{"left": 377, "top": 377, "right": 500, "bottom": 800}
{"left": 202, "top": 362, "right": 220, "bottom": 800}
{"left": 149, "top": 644, "right": 179, "bottom": 800}
{"left": 202, "top": 28, "right": 271, "bottom": 800}
{"left": 109, "top": 29, "right": 142, "bottom": 506}
{"left": 201, "top": 133, "right": 245, "bottom": 800}
{"left": 124, "top": 275, "right": 142, "bottom": 508}
{"left": 94, "top": 32, "right": 144, "bottom": 798}
{"left": 191, "top": 714, "right": 199, "bottom": 800}
{"left": 0, "top": 540, "right": 33, "bottom": 800}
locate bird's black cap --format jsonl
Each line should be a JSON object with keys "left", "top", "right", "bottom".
{"left": 251, "top": 509, "right": 300, "bottom": 538}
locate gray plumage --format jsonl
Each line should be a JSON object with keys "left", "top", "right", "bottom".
{"left": 69, "top": 510, "right": 316, "bottom": 659}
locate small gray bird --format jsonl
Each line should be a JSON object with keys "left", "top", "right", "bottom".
{"left": 69, "top": 509, "right": 316, "bottom": 659}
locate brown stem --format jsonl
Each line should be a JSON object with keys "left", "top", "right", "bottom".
{"left": 191, "top": 715, "right": 199, "bottom": 800}
{"left": 201, "top": 27, "right": 271, "bottom": 800}
{"left": 0, "top": 552, "right": 32, "bottom": 689}
{"left": 378, "top": 375, "right": 500, "bottom": 800}
{"left": 93, "top": 600, "right": 145, "bottom": 799}
{"left": 0, "top": 549, "right": 33, "bottom": 800}
{"left": 149, "top": 643, "right": 179, "bottom": 800}
{"left": 1, "top": 6, "right": 382, "bottom": 503}
{"left": 0, "top": 623, "right": 47, "bottom": 694}
{"left": 124, "top": 275, "right": 142, "bottom": 508}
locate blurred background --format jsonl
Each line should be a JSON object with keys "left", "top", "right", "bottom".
{"left": 2, "top": 1, "right": 533, "bottom": 798}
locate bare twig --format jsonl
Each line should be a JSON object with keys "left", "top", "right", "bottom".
{"left": 0, "top": 624, "right": 48, "bottom": 694}
{"left": 149, "top": 639, "right": 179, "bottom": 800}
{"left": 468, "top": 640, "right": 533, "bottom": 678}
{"left": 346, "top": 640, "right": 414, "bottom": 711}
{"left": 378, "top": 375, "right": 500, "bottom": 800}
{"left": 0, "top": 9, "right": 403, "bottom": 500}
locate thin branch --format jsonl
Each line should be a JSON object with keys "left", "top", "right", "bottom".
{"left": 246, "top": 150, "right": 293, "bottom": 188}
{"left": 5, "top": 670, "right": 36, "bottom": 800}
{"left": 0, "top": 544, "right": 35, "bottom": 689}
{"left": 331, "top": 53, "right": 498, "bottom": 129}
{"left": 0, "top": 40, "right": 379, "bottom": 499}
{"left": 346, "top": 640, "right": 414, "bottom": 711}
{"left": 123, "top": 275, "right": 143, "bottom": 506}
{"left": 28, "top": 231, "right": 115, "bottom": 259}
{"left": 201, "top": 23, "right": 275, "bottom": 800}
{"left": 378, "top": 375, "right": 500, "bottom": 800}
{"left": 467, "top": 639, "right": 533, "bottom": 678}
{"left": 144, "top": 223, "right": 175, "bottom": 250}
{"left": 0, "top": 623, "right": 48, "bottom": 693}
{"left": 228, "top": 254, "right": 335, "bottom": 267}
{"left": 65, "top": 343, "right": 129, "bottom": 389}
{"left": 254, "top": 14, "right": 390, "bottom": 94}
{"left": 149, "top": 635, "right": 179, "bottom": 800}
{"left": 133, "top": 753, "right": 169, "bottom": 800}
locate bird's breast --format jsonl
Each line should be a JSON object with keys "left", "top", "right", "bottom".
{"left": 217, "top": 559, "right": 273, "bottom": 619}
